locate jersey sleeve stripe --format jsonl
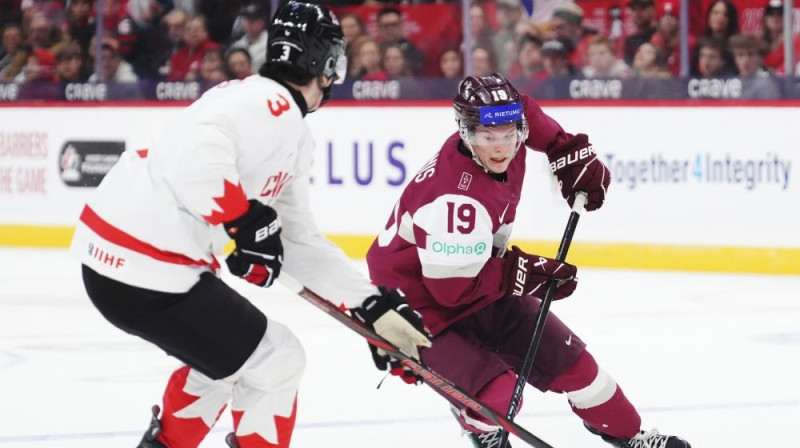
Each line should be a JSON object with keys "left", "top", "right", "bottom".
{"left": 79, "top": 205, "right": 217, "bottom": 269}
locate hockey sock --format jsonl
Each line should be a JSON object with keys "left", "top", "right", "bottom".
{"left": 157, "top": 366, "right": 229, "bottom": 448}
{"left": 230, "top": 395, "right": 298, "bottom": 448}
{"left": 549, "top": 350, "right": 640, "bottom": 439}
{"left": 455, "top": 369, "right": 521, "bottom": 433}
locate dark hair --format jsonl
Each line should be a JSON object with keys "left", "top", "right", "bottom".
{"left": 696, "top": 36, "right": 725, "bottom": 55}
{"left": 225, "top": 47, "right": 252, "bottom": 63}
{"left": 704, "top": 0, "right": 739, "bottom": 40}
{"left": 377, "top": 6, "right": 402, "bottom": 22}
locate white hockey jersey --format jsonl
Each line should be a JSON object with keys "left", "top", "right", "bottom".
{"left": 70, "top": 75, "right": 377, "bottom": 306}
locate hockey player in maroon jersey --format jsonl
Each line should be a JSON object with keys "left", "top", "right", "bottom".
{"left": 70, "top": 3, "right": 431, "bottom": 448}
{"left": 366, "top": 73, "right": 690, "bottom": 448}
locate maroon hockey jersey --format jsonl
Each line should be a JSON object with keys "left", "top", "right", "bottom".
{"left": 367, "top": 95, "right": 575, "bottom": 335}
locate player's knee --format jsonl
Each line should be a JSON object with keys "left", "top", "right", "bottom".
{"left": 239, "top": 319, "right": 306, "bottom": 392}
{"left": 552, "top": 351, "right": 619, "bottom": 410}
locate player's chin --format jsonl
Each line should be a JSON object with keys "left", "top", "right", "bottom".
{"left": 489, "top": 158, "right": 510, "bottom": 171}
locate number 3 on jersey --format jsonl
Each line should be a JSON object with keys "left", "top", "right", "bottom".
{"left": 267, "top": 93, "right": 291, "bottom": 117}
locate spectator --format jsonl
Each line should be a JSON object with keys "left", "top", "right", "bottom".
{"left": 759, "top": 0, "right": 800, "bottom": 73}
{"left": 548, "top": 2, "right": 596, "bottom": 68}
{"left": 229, "top": 2, "right": 268, "bottom": 72}
{"left": 65, "top": 0, "right": 94, "bottom": 54}
{"left": 19, "top": 0, "right": 63, "bottom": 23}
{"left": 15, "top": 47, "right": 58, "bottom": 83}
{"left": 158, "top": 8, "right": 188, "bottom": 77}
{"left": 632, "top": 42, "right": 671, "bottom": 78}
{"left": 729, "top": 33, "right": 772, "bottom": 78}
{"left": 438, "top": 47, "right": 462, "bottom": 79}
{"left": 117, "top": 0, "right": 171, "bottom": 79}
{"left": 224, "top": 46, "right": 251, "bottom": 80}
{"left": 167, "top": 14, "right": 220, "bottom": 81}
{"left": 55, "top": 41, "right": 88, "bottom": 82}
{"left": 691, "top": 0, "right": 738, "bottom": 75}
{"left": 25, "top": 13, "right": 69, "bottom": 55}
{"left": 541, "top": 39, "right": 579, "bottom": 78}
{"left": 491, "top": 0, "right": 524, "bottom": 74}
{"left": 467, "top": 3, "right": 494, "bottom": 54}
{"left": 530, "top": 0, "right": 574, "bottom": 25}
{"left": 703, "top": 0, "right": 739, "bottom": 43}
{"left": 340, "top": 13, "right": 366, "bottom": 47}
{"left": 376, "top": 6, "right": 424, "bottom": 76}
{"left": 624, "top": 0, "right": 657, "bottom": 65}
{"left": 507, "top": 33, "right": 544, "bottom": 79}
{"left": 650, "top": 1, "right": 694, "bottom": 76}
{"left": 695, "top": 37, "right": 734, "bottom": 78}
{"left": 355, "top": 36, "right": 388, "bottom": 81}
{"left": 382, "top": 41, "right": 412, "bottom": 79}
{"left": 190, "top": 48, "right": 226, "bottom": 83}
{"left": 729, "top": 33, "right": 780, "bottom": 98}
{"left": 584, "top": 34, "right": 631, "bottom": 78}
{"left": 88, "top": 36, "right": 139, "bottom": 83}
{"left": 470, "top": 46, "right": 494, "bottom": 77}
{"left": 0, "top": 22, "right": 27, "bottom": 82}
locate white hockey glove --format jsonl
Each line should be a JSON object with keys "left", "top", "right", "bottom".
{"left": 352, "top": 287, "right": 433, "bottom": 384}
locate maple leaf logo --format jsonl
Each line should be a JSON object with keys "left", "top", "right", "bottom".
{"left": 202, "top": 179, "right": 249, "bottom": 225}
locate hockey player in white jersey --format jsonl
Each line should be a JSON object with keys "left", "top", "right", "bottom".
{"left": 70, "top": 2, "right": 431, "bottom": 447}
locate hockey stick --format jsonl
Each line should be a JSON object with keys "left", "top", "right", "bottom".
{"left": 278, "top": 274, "right": 556, "bottom": 448}
{"left": 498, "top": 192, "right": 588, "bottom": 448}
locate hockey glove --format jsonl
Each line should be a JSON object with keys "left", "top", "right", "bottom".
{"left": 504, "top": 246, "right": 577, "bottom": 300}
{"left": 547, "top": 134, "right": 610, "bottom": 211}
{"left": 352, "top": 287, "right": 433, "bottom": 384}
{"left": 224, "top": 200, "right": 283, "bottom": 288}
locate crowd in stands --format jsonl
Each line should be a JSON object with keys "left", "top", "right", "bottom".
{"left": 0, "top": 0, "right": 798, "bottom": 98}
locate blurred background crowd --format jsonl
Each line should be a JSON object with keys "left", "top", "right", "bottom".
{"left": 0, "top": 0, "right": 798, "bottom": 98}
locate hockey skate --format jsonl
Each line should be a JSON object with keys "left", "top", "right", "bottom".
{"left": 137, "top": 405, "right": 167, "bottom": 448}
{"left": 466, "top": 429, "right": 510, "bottom": 448}
{"left": 450, "top": 404, "right": 511, "bottom": 448}
{"left": 584, "top": 422, "right": 691, "bottom": 448}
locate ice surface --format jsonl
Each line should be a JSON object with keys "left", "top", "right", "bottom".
{"left": 1, "top": 248, "right": 798, "bottom": 447}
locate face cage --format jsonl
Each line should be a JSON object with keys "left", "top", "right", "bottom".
{"left": 458, "top": 118, "right": 530, "bottom": 173}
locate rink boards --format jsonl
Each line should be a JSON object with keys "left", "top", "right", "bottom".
{"left": 0, "top": 101, "right": 798, "bottom": 274}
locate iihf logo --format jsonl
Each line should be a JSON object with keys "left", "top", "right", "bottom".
{"left": 458, "top": 172, "right": 472, "bottom": 191}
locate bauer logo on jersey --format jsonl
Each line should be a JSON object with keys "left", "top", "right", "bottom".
{"left": 58, "top": 140, "right": 125, "bottom": 187}
{"left": 479, "top": 102, "right": 522, "bottom": 125}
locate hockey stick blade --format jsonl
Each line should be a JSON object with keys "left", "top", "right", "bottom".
{"left": 278, "top": 275, "right": 555, "bottom": 448}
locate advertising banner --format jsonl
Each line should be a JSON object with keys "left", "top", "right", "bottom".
{"left": 0, "top": 104, "right": 797, "bottom": 273}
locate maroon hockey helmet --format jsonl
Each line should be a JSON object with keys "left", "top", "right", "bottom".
{"left": 453, "top": 73, "right": 528, "bottom": 139}
{"left": 453, "top": 73, "right": 529, "bottom": 170}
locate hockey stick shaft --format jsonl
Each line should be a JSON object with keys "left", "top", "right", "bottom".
{"left": 499, "top": 192, "right": 587, "bottom": 448}
{"left": 278, "top": 274, "right": 556, "bottom": 448}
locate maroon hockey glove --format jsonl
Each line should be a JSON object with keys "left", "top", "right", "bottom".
{"left": 352, "top": 287, "right": 433, "bottom": 385}
{"left": 224, "top": 200, "right": 283, "bottom": 287}
{"left": 504, "top": 246, "right": 577, "bottom": 300}
{"left": 547, "top": 134, "right": 610, "bottom": 211}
